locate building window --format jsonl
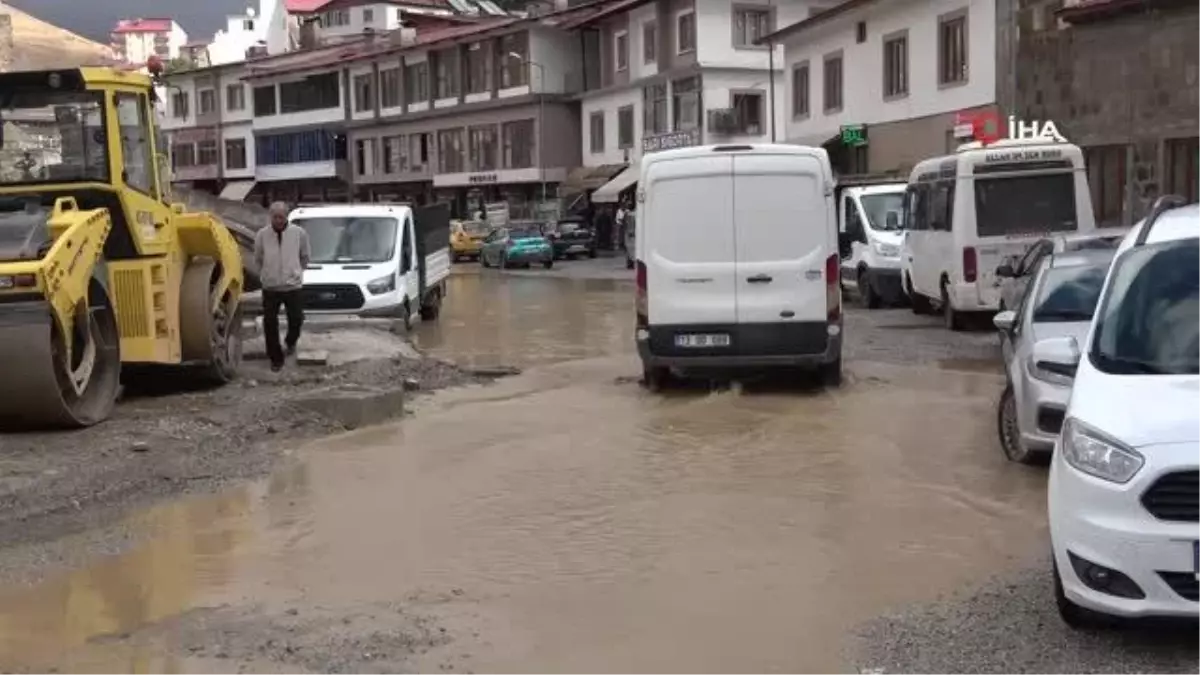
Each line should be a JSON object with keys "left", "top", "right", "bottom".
{"left": 499, "top": 33, "right": 529, "bottom": 88}
{"left": 255, "top": 129, "right": 337, "bottom": 166}
{"left": 355, "top": 139, "right": 368, "bottom": 175}
{"left": 434, "top": 48, "right": 460, "bottom": 99}
{"left": 198, "top": 88, "right": 216, "bottom": 115}
{"left": 938, "top": 11, "right": 968, "bottom": 86}
{"left": 823, "top": 52, "right": 843, "bottom": 113}
{"left": 672, "top": 76, "right": 700, "bottom": 131}
{"left": 383, "top": 134, "right": 407, "bottom": 173}
{"left": 615, "top": 31, "right": 629, "bottom": 72}
{"left": 380, "top": 67, "right": 401, "bottom": 108}
{"left": 410, "top": 133, "right": 430, "bottom": 170}
{"left": 791, "top": 62, "right": 809, "bottom": 118}
{"left": 362, "top": 7, "right": 374, "bottom": 24}
{"left": 252, "top": 85, "right": 276, "bottom": 116}
{"left": 171, "top": 90, "right": 189, "bottom": 119}
{"left": 353, "top": 73, "right": 375, "bottom": 112}
{"left": 405, "top": 60, "right": 429, "bottom": 103}
{"left": 1085, "top": 145, "right": 1127, "bottom": 226}
{"left": 618, "top": 105, "right": 634, "bottom": 149}
{"left": 226, "top": 84, "right": 245, "bottom": 111}
{"left": 589, "top": 111, "right": 605, "bottom": 154}
{"left": 466, "top": 42, "right": 492, "bottom": 94}
{"left": 279, "top": 72, "right": 340, "bottom": 113}
{"left": 732, "top": 91, "right": 764, "bottom": 135}
{"left": 643, "top": 21, "right": 657, "bottom": 63}
{"left": 225, "top": 138, "right": 247, "bottom": 169}
{"left": 437, "top": 128, "right": 466, "bottom": 173}
{"left": 1165, "top": 137, "right": 1198, "bottom": 203}
{"left": 173, "top": 142, "right": 196, "bottom": 168}
{"left": 677, "top": 11, "right": 696, "bottom": 53}
{"left": 733, "top": 7, "right": 772, "bottom": 48}
{"left": 197, "top": 139, "right": 219, "bottom": 166}
{"left": 323, "top": 9, "right": 350, "bottom": 27}
{"left": 643, "top": 83, "right": 667, "bottom": 134}
{"left": 469, "top": 125, "right": 499, "bottom": 172}
{"left": 502, "top": 119, "right": 534, "bottom": 169}
{"left": 883, "top": 32, "right": 908, "bottom": 99}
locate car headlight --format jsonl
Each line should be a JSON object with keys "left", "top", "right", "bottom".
{"left": 1061, "top": 417, "right": 1144, "bottom": 484}
{"left": 366, "top": 274, "right": 396, "bottom": 295}
{"left": 1026, "top": 356, "right": 1074, "bottom": 387}
{"left": 873, "top": 241, "right": 900, "bottom": 257}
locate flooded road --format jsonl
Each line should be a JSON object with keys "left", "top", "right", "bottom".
{"left": 0, "top": 265, "right": 1060, "bottom": 672}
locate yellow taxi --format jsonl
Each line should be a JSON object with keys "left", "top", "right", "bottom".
{"left": 450, "top": 220, "right": 490, "bottom": 262}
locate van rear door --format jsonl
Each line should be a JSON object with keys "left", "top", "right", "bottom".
{"left": 733, "top": 152, "right": 832, "bottom": 324}
{"left": 643, "top": 153, "right": 737, "bottom": 326}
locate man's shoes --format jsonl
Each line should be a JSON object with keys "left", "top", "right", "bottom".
{"left": 270, "top": 362, "right": 283, "bottom": 372}
{"left": 285, "top": 343, "right": 297, "bottom": 357}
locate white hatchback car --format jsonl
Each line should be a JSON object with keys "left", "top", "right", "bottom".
{"left": 1038, "top": 197, "right": 1198, "bottom": 627}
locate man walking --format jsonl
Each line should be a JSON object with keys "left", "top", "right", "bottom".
{"left": 254, "top": 201, "right": 311, "bottom": 372}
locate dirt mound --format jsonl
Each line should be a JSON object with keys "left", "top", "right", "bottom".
{"left": 0, "top": 2, "right": 114, "bottom": 71}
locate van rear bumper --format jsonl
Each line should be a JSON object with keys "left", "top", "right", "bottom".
{"left": 637, "top": 321, "right": 842, "bottom": 369}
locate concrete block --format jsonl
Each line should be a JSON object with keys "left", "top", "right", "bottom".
{"left": 296, "top": 350, "right": 328, "bottom": 366}
{"left": 294, "top": 385, "right": 405, "bottom": 430}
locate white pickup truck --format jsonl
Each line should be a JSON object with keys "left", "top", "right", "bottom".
{"left": 289, "top": 202, "right": 451, "bottom": 328}
{"left": 835, "top": 177, "right": 908, "bottom": 308}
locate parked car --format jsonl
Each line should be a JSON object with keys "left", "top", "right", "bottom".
{"left": 995, "top": 228, "right": 1128, "bottom": 311}
{"left": 450, "top": 219, "right": 489, "bottom": 262}
{"left": 1038, "top": 197, "right": 1198, "bottom": 628}
{"left": 546, "top": 219, "right": 597, "bottom": 259}
{"left": 993, "top": 248, "right": 1114, "bottom": 464}
{"left": 479, "top": 225, "right": 554, "bottom": 269}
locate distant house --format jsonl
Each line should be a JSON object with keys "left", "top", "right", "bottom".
{"left": 111, "top": 17, "right": 189, "bottom": 65}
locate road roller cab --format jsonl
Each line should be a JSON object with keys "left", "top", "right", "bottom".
{"left": 0, "top": 66, "right": 245, "bottom": 429}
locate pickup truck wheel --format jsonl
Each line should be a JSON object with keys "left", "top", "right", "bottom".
{"left": 419, "top": 290, "right": 441, "bottom": 321}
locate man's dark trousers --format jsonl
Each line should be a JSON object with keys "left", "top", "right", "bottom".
{"left": 262, "top": 289, "right": 304, "bottom": 366}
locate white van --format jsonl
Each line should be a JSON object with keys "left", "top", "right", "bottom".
{"left": 902, "top": 138, "right": 1097, "bottom": 330}
{"left": 634, "top": 144, "right": 842, "bottom": 388}
{"left": 836, "top": 179, "right": 908, "bottom": 308}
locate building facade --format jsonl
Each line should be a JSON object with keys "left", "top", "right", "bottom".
{"left": 111, "top": 18, "right": 189, "bottom": 64}
{"left": 772, "top": 0, "right": 998, "bottom": 176}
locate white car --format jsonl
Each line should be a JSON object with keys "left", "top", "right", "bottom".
{"left": 1038, "top": 197, "right": 1198, "bottom": 627}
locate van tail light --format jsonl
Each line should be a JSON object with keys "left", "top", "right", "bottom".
{"left": 825, "top": 253, "right": 840, "bottom": 323}
{"left": 635, "top": 260, "right": 648, "bottom": 326}
{"left": 963, "top": 246, "right": 978, "bottom": 283}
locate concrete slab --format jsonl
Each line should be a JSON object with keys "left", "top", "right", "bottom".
{"left": 294, "top": 385, "right": 405, "bottom": 430}
{"left": 243, "top": 325, "right": 418, "bottom": 366}
{"left": 297, "top": 350, "right": 329, "bottom": 366}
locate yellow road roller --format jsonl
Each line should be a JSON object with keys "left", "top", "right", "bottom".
{"left": 0, "top": 66, "right": 245, "bottom": 429}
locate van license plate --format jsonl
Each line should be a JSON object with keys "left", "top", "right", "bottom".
{"left": 675, "top": 333, "right": 730, "bottom": 348}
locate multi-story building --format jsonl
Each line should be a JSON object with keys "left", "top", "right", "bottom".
{"left": 304, "top": 0, "right": 457, "bottom": 43}
{"left": 571, "top": 0, "right": 816, "bottom": 202}
{"left": 769, "top": 0, "right": 998, "bottom": 176}
{"left": 111, "top": 18, "right": 189, "bottom": 65}
{"left": 206, "top": 0, "right": 294, "bottom": 64}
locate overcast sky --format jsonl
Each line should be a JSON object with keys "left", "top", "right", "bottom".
{"left": 7, "top": 0, "right": 250, "bottom": 42}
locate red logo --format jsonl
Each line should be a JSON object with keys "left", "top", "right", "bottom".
{"left": 955, "top": 110, "right": 1005, "bottom": 145}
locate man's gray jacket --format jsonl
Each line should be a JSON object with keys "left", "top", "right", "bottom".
{"left": 254, "top": 225, "right": 311, "bottom": 291}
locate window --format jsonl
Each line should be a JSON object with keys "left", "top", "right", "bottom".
{"left": 362, "top": 7, "right": 374, "bottom": 23}
{"left": 434, "top": 48, "right": 460, "bottom": 99}
{"left": 499, "top": 33, "right": 529, "bottom": 88}
{"left": 469, "top": 125, "right": 498, "bottom": 171}
{"left": 904, "top": 183, "right": 930, "bottom": 231}
{"left": 173, "top": 143, "right": 196, "bottom": 169}
{"left": 380, "top": 68, "right": 401, "bottom": 108}
{"left": 437, "top": 128, "right": 465, "bottom": 173}
{"left": 823, "top": 53, "right": 843, "bottom": 112}
{"left": 1085, "top": 145, "right": 1127, "bottom": 226}
{"left": 883, "top": 32, "right": 908, "bottom": 98}
{"left": 466, "top": 42, "right": 492, "bottom": 94}
{"left": 404, "top": 60, "right": 429, "bottom": 103}
{"left": 1031, "top": 263, "right": 1109, "bottom": 324}
{"left": 677, "top": 11, "right": 696, "bottom": 53}
{"left": 938, "top": 11, "right": 968, "bottom": 85}
{"left": 293, "top": 216, "right": 399, "bottom": 265}
{"left": 410, "top": 133, "right": 430, "bottom": 170}
{"left": 243, "top": 19, "right": 255, "bottom": 30}
{"left": 255, "top": 130, "right": 337, "bottom": 165}
{"left": 643, "top": 83, "right": 667, "bottom": 134}
{"left": 383, "top": 134, "right": 407, "bottom": 173}
{"left": 171, "top": 90, "right": 189, "bottom": 119}
{"left": 197, "top": 139, "right": 219, "bottom": 166}
{"left": 615, "top": 31, "right": 629, "bottom": 72}
{"left": 928, "top": 180, "right": 954, "bottom": 231}
{"left": 252, "top": 85, "right": 276, "bottom": 116}
{"left": 672, "top": 76, "right": 700, "bottom": 131}
{"left": 589, "top": 111, "right": 605, "bottom": 153}
{"left": 1165, "top": 137, "right": 1198, "bottom": 203}
{"left": 618, "top": 105, "right": 634, "bottom": 149}
{"left": 198, "top": 88, "right": 216, "bottom": 115}
{"left": 354, "top": 73, "right": 375, "bottom": 112}
{"left": 643, "top": 21, "right": 657, "bottom": 63}
{"left": 975, "top": 174, "right": 1078, "bottom": 237}
{"left": 355, "top": 139, "right": 368, "bottom": 175}
{"left": 791, "top": 62, "right": 809, "bottom": 118}
{"left": 323, "top": 9, "right": 350, "bottom": 26}
{"left": 225, "top": 138, "right": 247, "bottom": 169}
{"left": 226, "top": 83, "right": 245, "bottom": 111}
{"left": 501, "top": 119, "right": 534, "bottom": 169}
{"left": 731, "top": 91, "right": 763, "bottom": 135}
{"left": 856, "top": 20, "right": 867, "bottom": 43}
{"left": 733, "top": 7, "right": 771, "bottom": 48}
{"left": 279, "top": 72, "right": 340, "bottom": 113}
{"left": 115, "top": 93, "right": 155, "bottom": 196}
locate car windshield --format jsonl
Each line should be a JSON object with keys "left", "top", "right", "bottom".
{"left": 861, "top": 193, "right": 905, "bottom": 231}
{"left": 293, "top": 216, "right": 399, "bottom": 264}
{"left": 1031, "top": 263, "right": 1108, "bottom": 323}
{"left": 462, "top": 221, "right": 488, "bottom": 235}
{"left": 509, "top": 228, "right": 541, "bottom": 240}
{"left": 974, "top": 173, "right": 1078, "bottom": 238}
{"left": 1090, "top": 239, "right": 1198, "bottom": 375}
{"left": 0, "top": 90, "right": 108, "bottom": 186}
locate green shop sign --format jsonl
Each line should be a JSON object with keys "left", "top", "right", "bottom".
{"left": 840, "top": 124, "right": 868, "bottom": 147}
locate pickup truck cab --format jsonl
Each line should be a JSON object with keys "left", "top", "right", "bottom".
{"left": 836, "top": 178, "right": 907, "bottom": 308}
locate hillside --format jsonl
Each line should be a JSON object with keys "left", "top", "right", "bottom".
{"left": 1, "top": 1, "right": 113, "bottom": 71}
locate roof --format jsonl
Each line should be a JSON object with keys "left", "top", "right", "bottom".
{"left": 558, "top": 0, "right": 654, "bottom": 30}
{"left": 759, "top": 0, "right": 872, "bottom": 44}
{"left": 285, "top": 0, "right": 332, "bottom": 13}
{"left": 112, "top": 18, "right": 175, "bottom": 34}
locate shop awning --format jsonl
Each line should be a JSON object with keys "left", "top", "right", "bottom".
{"left": 561, "top": 163, "right": 627, "bottom": 193}
{"left": 591, "top": 163, "right": 639, "bottom": 203}
{"left": 219, "top": 180, "right": 256, "bottom": 202}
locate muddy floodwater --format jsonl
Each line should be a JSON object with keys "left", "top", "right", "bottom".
{"left": 0, "top": 267, "right": 1052, "bottom": 673}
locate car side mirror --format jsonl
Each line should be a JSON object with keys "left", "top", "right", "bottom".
{"left": 992, "top": 310, "right": 1016, "bottom": 333}
{"left": 995, "top": 263, "right": 1015, "bottom": 278}
{"left": 885, "top": 211, "right": 899, "bottom": 229}
{"left": 1032, "top": 336, "right": 1081, "bottom": 379}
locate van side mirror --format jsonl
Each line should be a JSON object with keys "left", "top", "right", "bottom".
{"left": 1032, "top": 337, "right": 1081, "bottom": 379}
{"left": 995, "top": 263, "right": 1015, "bottom": 278}
{"left": 992, "top": 310, "right": 1016, "bottom": 333}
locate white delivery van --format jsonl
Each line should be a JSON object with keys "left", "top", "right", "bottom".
{"left": 835, "top": 178, "right": 908, "bottom": 308}
{"left": 901, "top": 138, "right": 1096, "bottom": 330}
{"left": 634, "top": 144, "right": 842, "bottom": 389}
{"left": 289, "top": 202, "right": 451, "bottom": 328}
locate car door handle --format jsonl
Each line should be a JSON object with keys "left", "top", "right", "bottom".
{"left": 747, "top": 274, "right": 773, "bottom": 284}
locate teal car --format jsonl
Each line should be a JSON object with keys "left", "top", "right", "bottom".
{"left": 479, "top": 226, "right": 554, "bottom": 269}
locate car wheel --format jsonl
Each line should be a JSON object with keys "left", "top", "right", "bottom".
{"left": 998, "top": 383, "right": 1041, "bottom": 464}
{"left": 480, "top": 251, "right": 491, "bottom": 268}
{"left": 543, "top": 259, "right": 554, "bottom": 269}
{"left": 907, "top": 275, "right": 933, "bottom": 315}
{"left": 1053, "top": 557, "right": 1116, "bottom": 630}
{"left": 942, "top": 282, "right": 966, "bottom": 331}
{"left": 643, "top": 365, "right": 671, "bottom": 392}
{"left": 499, "top": 252, "right": 508, "bottom": 269}
{"left": 857, "top": 269, "right": 881, "bottom": 309}
{"left": 819, "top": 356, "right": 842, "bottom": 387}
{"left": 589, "top": 248, "right": 598, "bottom": 259}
